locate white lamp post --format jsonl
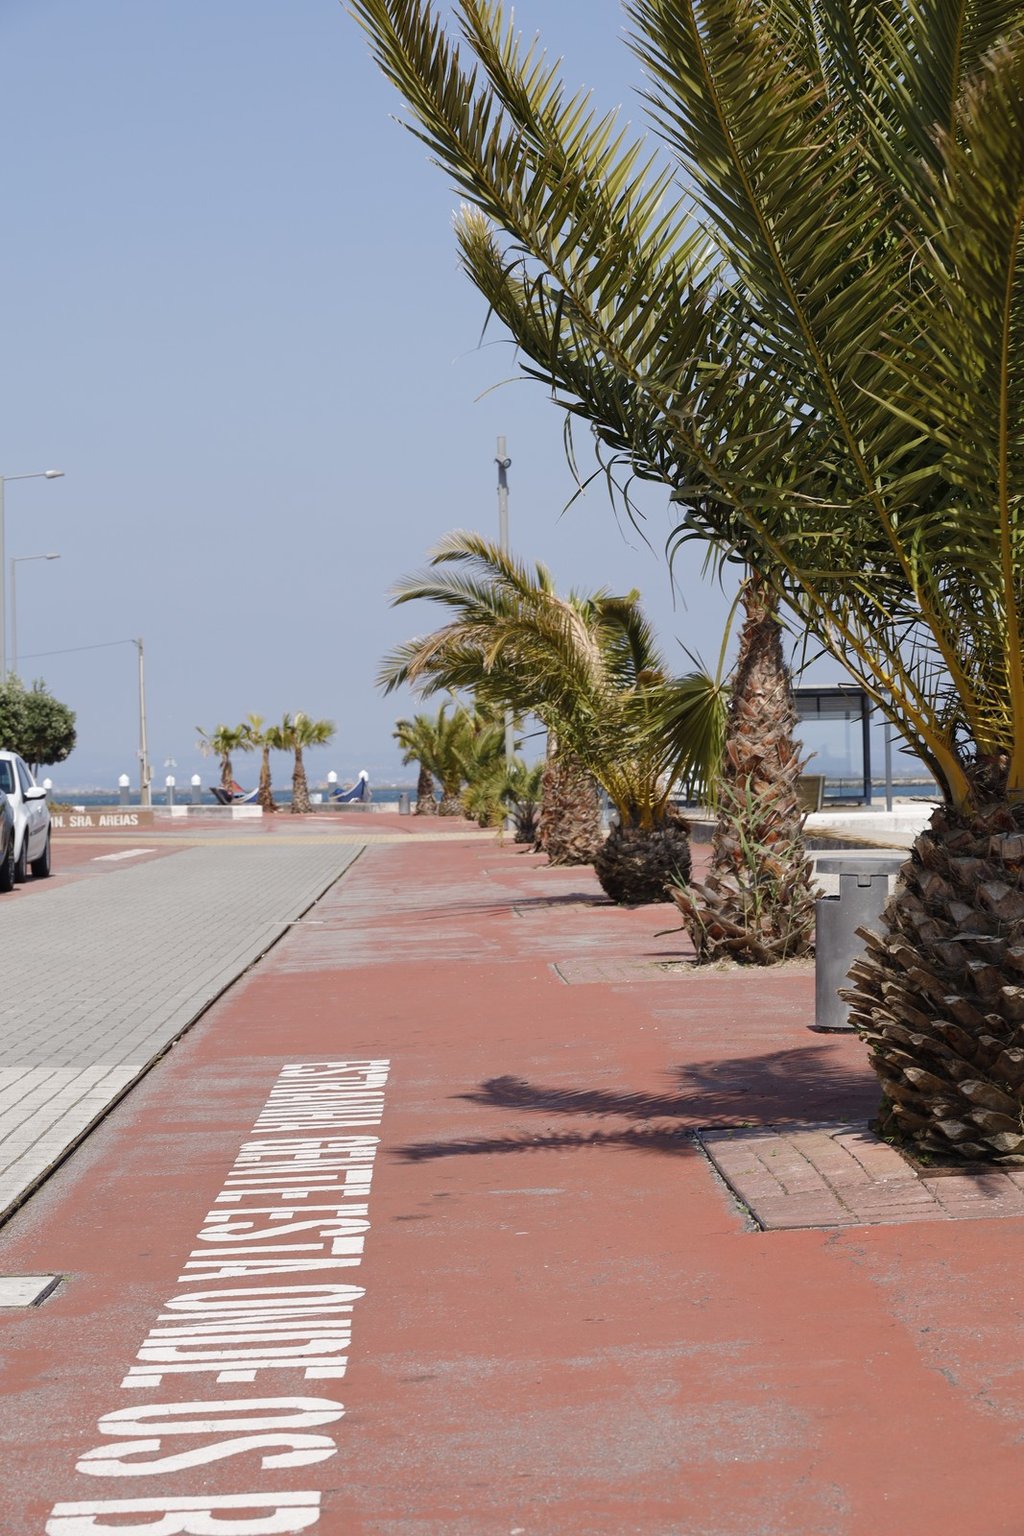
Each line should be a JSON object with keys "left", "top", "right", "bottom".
{"left": 190, "top": 773, "right": 201, "bottom": 805}
{"left": 0, "top": 471, "right": 64, "bottom": 676}
{"left": 10, "top": 553, "right": 60, "bottom": 679}
{"left": 118, "top": 772, "right": 131, "bottom": 806}
{"left": 165, "top": 774, "right": 175, "bottom": 807}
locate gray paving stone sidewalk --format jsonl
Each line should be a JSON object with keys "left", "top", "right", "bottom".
{"left": 0, "top": 839, "right": 362, "bottom": 1222}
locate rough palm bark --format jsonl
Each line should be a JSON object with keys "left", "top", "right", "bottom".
{"left": 537, "top": 751, "right": 602, "bottom": 866}
{"left": 257, "top": 744, "right": 277, "bottom": 813}
{"left": 594, "top": 809, "right": 692, "bottom": 904}
{"left": 670, "top": 580, "right": 817, "bottom": 963}
{"left": 414, "top": 764, "right": 437, "bottom": 815}
{"left": 844, "top": 785, "right": 1024, "bottom": 1165}
{"left": 291, "top": 745, "right": 312, "bottom": 814}
{"left": 438, "top": 787, "right": 463, "bottom": 816}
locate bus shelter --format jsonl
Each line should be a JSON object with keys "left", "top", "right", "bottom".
{"left": 792, "top": 683, "right": 872, "bottom": 804}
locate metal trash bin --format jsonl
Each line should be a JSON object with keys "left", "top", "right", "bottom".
{"left": 812, "top": 855, "right": 906, "bottom": 1032}
{"left": 398, "top": 792, "right": 410, "bottom": 815}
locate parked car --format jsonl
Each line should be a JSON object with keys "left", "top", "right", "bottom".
{"left": 0, "top": 792, "right": 16, "bottom": 891}
{"left": 0, "top": 752, "right": 51, "bottom": 881}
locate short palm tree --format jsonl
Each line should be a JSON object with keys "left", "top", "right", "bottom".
{"left": 499, "top": 757, "right": 545, "bottom": 845}
{"left": 379, "top": 532, "right": 724, "bottom": 901}
{"left": 393, "top": 713, "right": 440, "bottom": 814}
{"left": 242, "top": 714, "right": 279, "bottom": 813}
{"left": 196, "top": 722, "right": 247, "bottom": 794}
{"left": 457, "top": 709, "right": 509, "bottom": 825}
{"left": 355, "top": 0, "right": 1024, "bottom": 1159}
{"left": 432, "top": 703, "right": 475, "bottom": 815}
{"left": 276, "top": 712, "right": 336, "bottom": 814}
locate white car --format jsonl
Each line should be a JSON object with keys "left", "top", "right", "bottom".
{"left": 0, "top": 751, "right": 51, "bottom": 880}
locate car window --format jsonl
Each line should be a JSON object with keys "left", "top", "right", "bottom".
{"left": 15, "top": 759, "right": 33, "bottom": 795}
{"left": 0, "top": 761, "right": 15, "bottom": 794}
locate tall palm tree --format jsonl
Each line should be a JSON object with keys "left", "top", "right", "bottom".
{"left": 670, "top": 578, "right": 817, "bottom": 964}
{"left": 355, "top": 0, "right": 1024, "bottom": 1159}
{"left": 242, "top": 714, "right": 278, "bottom": 813}
{"left": 393, "top": 713, "right": 440, "bottom": 814}
{"left": 276, "top": 712, "right": 336, "bottom": 814}
{"left": 196, "top": 722, "right": 247, "bottom": 794}
{"left": 379, "top": 532, "right": 723, "bottom": 900}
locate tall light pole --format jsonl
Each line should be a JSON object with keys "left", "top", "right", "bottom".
{"left": 10, "top": 553, "right": 60, "bottom": 679}
{"left": 134, "top": 637, "right": 152, "bottom": 808}
{"left": 495, "top": 436, "right": 515, "bottom": 766}
{"left": 0, "top": 470, "right": 64, "bottom": 676}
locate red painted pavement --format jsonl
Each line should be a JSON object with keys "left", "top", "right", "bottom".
{"left": 1, "top": 831, "right": 1022, "bottom": 1534}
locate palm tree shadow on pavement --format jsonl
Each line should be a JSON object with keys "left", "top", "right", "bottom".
{"left": 394, "top": 1046, "right": 878, "bottom": 1163}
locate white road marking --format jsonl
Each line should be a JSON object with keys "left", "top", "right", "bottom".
{"left": 92, "top": 849, "right": 157, "bottom": 862}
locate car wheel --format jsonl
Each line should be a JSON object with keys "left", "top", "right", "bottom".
{"left": 30, "top": 829, "right": 51, "bottom": 879}
{"left": 0, "top": 837, "right": 14, "bottom": 893}
{"left": 14, "top": 836, "right": 28, "bottom": 883}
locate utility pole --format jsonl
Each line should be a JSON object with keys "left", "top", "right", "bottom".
{"left": 496, "top": 437, "right": 515, "bottom": 766}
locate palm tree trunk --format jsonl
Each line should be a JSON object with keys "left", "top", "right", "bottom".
{"left": 593, "top": 809, "right": 692, "bottom": 904}
{"left": 670, "top": 578, "right": 817, "bottom": 962}
{"left": 845, "top": 793, "right": 1024, "bottom": 1165}
{"left": 414, "top": 764, "right": 437, "bottom": 815}
{"left": 439, "top": 781, "right": 462, "bottom": 816}
{"left": 291, "top": 744, "right": 311, "bottom": 814}
{"left": 258, "top": 745, "right": 277, "bottom": 813}
{"left": 538, "top": 750, "right": 602, "bottom": 866}
{"left": 220, "top": 754, "right": 234, "bottom": 792}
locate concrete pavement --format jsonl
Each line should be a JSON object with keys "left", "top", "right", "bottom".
{"left": 0, "top": 833, "right": 363, "bottom": 1222}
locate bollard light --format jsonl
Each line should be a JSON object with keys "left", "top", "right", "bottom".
{"left": 118, "top": 774, "right": 130, "bottom": 788}
{"left": 190, "top": 774, "right": 201, "bottom": 787}
{"left": 42, "top": 778, "right": 52, "bottom": 792}
{"left": 165, "top": 775, "right": 175, "bottom": 788}
{"left": 190, "top": 772, "right": 202, "bottom": 805}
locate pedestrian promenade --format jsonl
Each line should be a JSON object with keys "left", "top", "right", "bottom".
{"left": 0, "top": 837, "right": 362, "bottom": 1222}
{"left": 3, "top": 827, "right": 1024, "bottom": 1534}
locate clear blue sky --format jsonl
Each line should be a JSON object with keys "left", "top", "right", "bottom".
{"left": 1, "top": 1, "right": 863, "bottom": 790}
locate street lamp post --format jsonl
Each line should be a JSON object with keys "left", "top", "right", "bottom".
{"left": 495, "top": 437, "right": 515, "bottom": 768}
{"left": 0, "top": 471, "right": 64, "bottom": 676}
{"left": 134, "top": 638, "right": 152, "bottom": 808}
{"left": 10, "top": 553, "right": 60, "bottom": 679}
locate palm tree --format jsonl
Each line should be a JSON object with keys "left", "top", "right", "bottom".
{"left": 276, "top": 712, "right": 336, "bottom": 814}
{"left": 196, "top": 722, "right": 247, "bottom": 794}
{"left": 456, "top": 709, "right": 509, "bottom": 825}
{"left": 670, "top": 579, "right": 817, "bottom": 964}
{"left": 432, "top": 703, "right": 474, "bottom": 816}
{"left": 242, "top": 714, "right": 278, "bottom": 813}
{"left": 393, "top": 713, "right": 440, "bottom": 814}
{"left": 499, "top": 758, "right": 545, "bottom": 845}
{"left": 536, "top": 744, "right": 602, "bottom": 868}
{"left": 355, "top": 0, "right": 1024, "bottom": 1159}
{"left": 379, "top": 533, "right": 723, "bottom": 900}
